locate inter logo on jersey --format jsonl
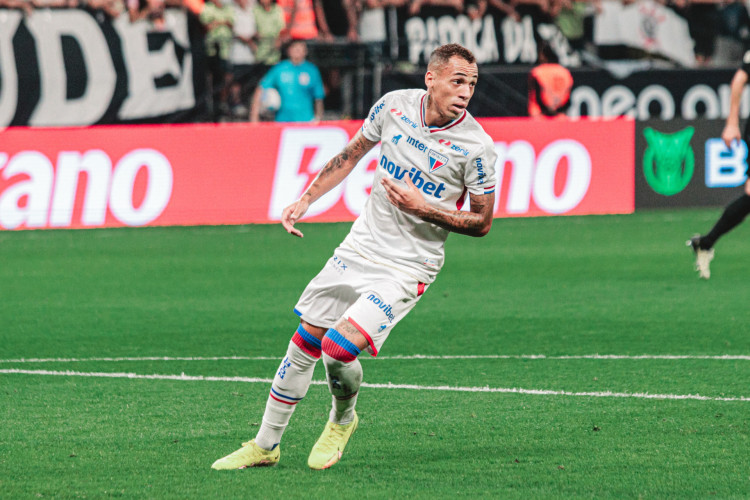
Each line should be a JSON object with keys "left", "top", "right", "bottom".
{"left": 428, "top": 149, "right": 448, "bottom": 172}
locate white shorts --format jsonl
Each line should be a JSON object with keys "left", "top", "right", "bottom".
{"left": 293, "top": 244, "right": 428, "bottom": 357}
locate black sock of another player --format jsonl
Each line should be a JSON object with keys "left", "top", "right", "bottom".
{"left": 701, "top": 194, "right": 750, "bottom": 249}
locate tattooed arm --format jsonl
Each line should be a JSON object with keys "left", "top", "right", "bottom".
{"left": 281, "top": 130, "right": 378, "bottom": 237}
{"left": 381, "top": 175, "right": 494, "bottom": 237}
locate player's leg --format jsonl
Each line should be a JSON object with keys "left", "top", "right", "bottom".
{"left": 308, "top": 268, "right": 428, "bottom": 469}
{"left": 255, "top": 320, "right": 326, "bottom": 449}
{"left": 307, "top": 319, "right": 367, "bottom": 470}
{"left": 211, "top": 320, "right": 325, "bottom": 469}
{"left": 688, "top": 180, "right": 750, "bottom": 279}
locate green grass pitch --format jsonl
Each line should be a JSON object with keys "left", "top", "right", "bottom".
{"left": 1, "top": 208, "right": 748, "bottom": 499}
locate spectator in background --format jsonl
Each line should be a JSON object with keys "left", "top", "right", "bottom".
{"left": 200, "top": 0, "right": 235, "bottom": 118}
{"left": 357, "top": 0, "right": 406, "bottom": 47}
{"left": 670, "top": 0, "right": 717, "bottom": 66}
{"left": 84, "top": 0, "right": 125, "bottom": 20}
{"left": 408, "top": 0, "right": 464, "bottom": 16}
{"left": 528, "top": 40, "right": 573, "bottom": 118}
{"left": 33, "top": 0, "right": 79, "bottom": 9}
{"left": 486, "top": 0, "right": 519, "bottom": 21}
{"left": 1, "top": 0, "right": 35, "bottom": 15}
{"left": 250, "top": 39, "right": 325, "bottom": 122}
{"left": 228, "top": 0, "right": 257, "bottom": 119}
{"left": 127, "top": 0, "right": 166, "bottom": 28}
{"left": 713, "top": 0, "right": 750, "bottom": 66}
{"left": 317, "top": 0, "right": 359, "bottom": 40}
{"left": 253, "top": 0, "right": 286, "bottom": 67}
{"left": 550, "top": 0, "right": 598, "bottom": 52}
{"left": 277, "top": 0, "right": 320, "bottom": 40}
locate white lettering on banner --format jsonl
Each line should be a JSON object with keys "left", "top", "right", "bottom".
{"left": 501, "top": 16, "right": 536, "bottom": 64}
{"left": 50, "top": 150, "right": 112, "bottom": 227}
{"left": 0, "top": 151, "right": 54, "bottom": 229}
{"left": 25, "top": 11, "right": 117, "bottom": 126}
{"left": 116, "top": 12, "right": 195, "bottom": 119}
{"left": 636, "top": 85, "right": 674, "bottom": 120}
{"left": 494, "top": 141, "right": 535, "bottom": 213}
{"left": 0, "top": 149, "right": 173, "bottom": 229}
{"left": 533, "top": 140, "right": 591, "bottom": 213}
{"left": 682, "top": 85, "right": 720, "bottom": 120}
{"left": 0, "top": 12, "right": 22, "bottom": 128}
{"left": 405, "top": 15, "right": 499, "bottom": 65}
{"left": 705, "top": 139, "right": 748, "bottom": 188}
{"left": 494, "top": 139, "right": 591, "bottom": 214}
{"left": 570, "top": 84, "right": 750, "bottom": 120}
{"left": 109, "top": 149, "right": 173, "bottom": 226}
{"left": 268, "top": 128, "right": 349, "bottom": 220}
{"left": 602, "top": 85, "right": 637, "bottom": 119}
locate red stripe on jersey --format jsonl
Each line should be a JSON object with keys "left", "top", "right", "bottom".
{"left": 456, "top": 186, "right": 468, "bottom": 210}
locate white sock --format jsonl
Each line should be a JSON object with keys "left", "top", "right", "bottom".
{"left": 255, "top": 340, "right": 319, "bottom": 450}
{"left": 322, "top": 353, "right": 362, "bottom": 425}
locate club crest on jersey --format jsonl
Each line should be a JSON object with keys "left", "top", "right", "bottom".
{"left": 428, "top": 149, "right": 449, "bottom": 172}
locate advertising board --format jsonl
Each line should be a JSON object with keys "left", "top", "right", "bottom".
{"left": 0, "top": 118, "right": 634, "bottom": 230}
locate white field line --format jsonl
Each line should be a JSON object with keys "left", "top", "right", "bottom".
{"left": 1, "top": 368, "right": 748, "bottom": 402}
{"left": 1, "top": 354, "right": 750, "bottom": 363}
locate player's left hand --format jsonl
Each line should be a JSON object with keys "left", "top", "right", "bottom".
{"left": 281, "top": 198, "right": 309, "bottom": 238}
{"left": 381, "top": 175, "right": 426, "bottom": 216}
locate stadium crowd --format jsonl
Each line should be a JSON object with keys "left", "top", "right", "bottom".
{"left": 2, "top": 0, "right": 749, "bottom": 120}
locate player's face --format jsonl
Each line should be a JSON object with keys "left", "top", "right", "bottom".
{"left": 425, "top": 56, "right": 478, "bottom": 125}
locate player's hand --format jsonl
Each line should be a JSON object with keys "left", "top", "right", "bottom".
{"left": 722, "top": 123, "right": 742, "bottom": 149}
{"left": 381, "top": 175, "right": 426, "bottom": 216}
{"left": 281, "top": 198, "right": 309, "bottom": 238}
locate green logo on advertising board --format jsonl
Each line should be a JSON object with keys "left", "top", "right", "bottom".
{"left": 642, "top": 127, "right": 695, "bottom": 196}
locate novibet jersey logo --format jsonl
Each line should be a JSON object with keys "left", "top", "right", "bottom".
{"left": 643, "top": 127, "right": 695, "bottom": 196}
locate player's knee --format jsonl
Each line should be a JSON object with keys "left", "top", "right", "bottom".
{"left": 291, "top": 324, "right": 322, "bottom": 359}
{"left": 321, "top": 328, "right": 361, "bottom": 363}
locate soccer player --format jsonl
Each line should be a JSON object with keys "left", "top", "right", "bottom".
{"left": 211, "top": 43, "right": 498, "bottom": 470}
{"left": 688, "top": 50, "right": 750, "bottom": 279}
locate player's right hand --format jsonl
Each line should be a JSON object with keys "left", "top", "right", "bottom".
{"left": 722, "top": 123, "right": 741, "bottom": 149}
{"left": 281, "top": 198, "right": 309, "bottom": 238}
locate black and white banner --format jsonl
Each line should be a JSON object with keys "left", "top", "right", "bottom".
{"left": 594, "top": 0, "right": 695, "bottom": 67}
{"left": 0, "top": 9, "right": 200, "bottom": 127}
{"left": 396, "top": 5, "right": 581, "bottom": 67}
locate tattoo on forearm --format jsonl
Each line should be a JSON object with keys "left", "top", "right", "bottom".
{"left": 420, "top": 193, "right": 494, "bottom": 236}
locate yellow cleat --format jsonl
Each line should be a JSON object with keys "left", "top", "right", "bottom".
{"left": 307, "top": 412, "right": 359, "bottom": 470}
{"left": 211, "top": 439, "right": 280, "bottom": 470}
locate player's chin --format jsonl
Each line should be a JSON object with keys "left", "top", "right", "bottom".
{"left": 449, "top": 105, "right": 466, "bottom": 117}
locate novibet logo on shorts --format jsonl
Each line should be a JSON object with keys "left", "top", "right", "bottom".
{"left": 642, "top": 127, "right": 695, "bottom": 196}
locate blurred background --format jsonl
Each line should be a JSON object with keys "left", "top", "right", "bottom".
{"left": 2, "top": 0, "right": 749, "bottom": 125}
{"left": 2, "top": 0, "right": 749, "bottom": 231}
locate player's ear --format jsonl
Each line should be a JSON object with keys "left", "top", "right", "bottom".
{"left": 425, "top": 70, "right": 434, "bottom": 90}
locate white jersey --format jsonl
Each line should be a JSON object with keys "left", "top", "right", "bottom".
{"left": 343, "top": 88, "right": 498, "bottom": 284}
